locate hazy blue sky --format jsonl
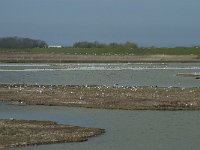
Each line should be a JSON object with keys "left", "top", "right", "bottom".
{"left": 0, "top": 0, "right": 200, "bottom": 47}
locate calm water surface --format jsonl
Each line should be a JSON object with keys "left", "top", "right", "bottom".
{"left": 1, "top": 63, "right": 200, "bottom": 149}
{"left": 0, "top": 104, "right": 200, "bottom": 150}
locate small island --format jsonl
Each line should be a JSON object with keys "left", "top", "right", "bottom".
{"left": 1, "top": 84, "right": 200, "bottom": 110}
{"left": 0, "top": 119, "right": 105, "bottom": 149}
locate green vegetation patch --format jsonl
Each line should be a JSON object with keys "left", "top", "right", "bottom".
{"left": 0, "top": 47, "right": 200, "bottom": 56}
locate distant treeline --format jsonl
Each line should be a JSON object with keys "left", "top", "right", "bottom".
{"left": 73, "top": 41, "right": 138, "bottom": 48}
{"left": 0, "top": 37, "right": 47, "bottom": 49}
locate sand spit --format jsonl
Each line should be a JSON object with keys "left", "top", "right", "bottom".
{"left": 177, "top": 73, "right": 200, "bottom": 79}
{"left": 0, "top": 119, "right": 104, "bottom": 149}
{"left": 0, "top": 84, "right": 200, "bottom": 110}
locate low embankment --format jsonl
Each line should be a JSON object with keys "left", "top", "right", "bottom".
{"left": 0, "top": 53, "right": 199, "bottom": 63}
{"left": 0, "top": 47, "right": 200, "bottom": 63}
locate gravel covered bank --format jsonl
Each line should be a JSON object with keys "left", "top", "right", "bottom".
{"left": 0, "top": 84, "right": 200, "bottom": 110}
{"left": 0, "top": 119, "right": 104, "bottom": 149}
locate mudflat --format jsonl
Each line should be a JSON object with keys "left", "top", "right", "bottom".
{"left": 0, "top": 119, "right": 104, "bottom": 149}
{"left": 0, "top": 53, "right": 199, "bottom": 63}
{"left": 0, "top": 84, "right": 200, "bottom": 110}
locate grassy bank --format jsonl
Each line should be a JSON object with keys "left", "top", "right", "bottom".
{"left": 0, "top": 53, "right": 199, "bottom": 63}
{"left": 0, "top": 47, "right": 199, "bottom": 63}
{"left": 0, "top": 119, "right": 104, "bottom": 149}
{"left": 1, "top": 47, "right": 200, "bottom": 55}
{"left": 1, "top": 84, "right": 200, "bottom": 110}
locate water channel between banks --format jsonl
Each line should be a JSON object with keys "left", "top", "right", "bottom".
{"left": 1, "top": 104, "right": 200, "bottom": 150}
{"left": 0, "top": 63, "right": 200, "bottom": 87}
{"left": 0, "top": 63, "right": 200, "bottom": 149}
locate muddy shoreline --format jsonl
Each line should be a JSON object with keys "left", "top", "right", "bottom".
{"left": 0, "top": 84, "right": 200, "bottom": 110}
{"left": 0, "top": 119, "right": 104, "bottom": 149}
{"left": 0, "top": 53, "right": 199, "bottom": 63}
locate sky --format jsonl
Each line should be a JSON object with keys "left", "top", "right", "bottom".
{"left": 0, "top": 0, "right": 200, "bottom": 47}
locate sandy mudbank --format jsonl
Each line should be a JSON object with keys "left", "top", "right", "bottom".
{"left": 0, "top": 53, "right": 199, "bottom": 63}
{"left": 0, "top": 119, "right": 104, "bottom": 149}
{"left": 0, "top": 84, "right": 200, "bottom": 110}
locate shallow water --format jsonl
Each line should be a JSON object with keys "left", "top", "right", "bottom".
{"left": 1, "top": 63, "right": 200, "bottom": 150}
{"left": 0, "top": 63, "right": 200, "bottom": 87}
{"left": 1, "top": 104, "right": 200, "bottom": 150}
